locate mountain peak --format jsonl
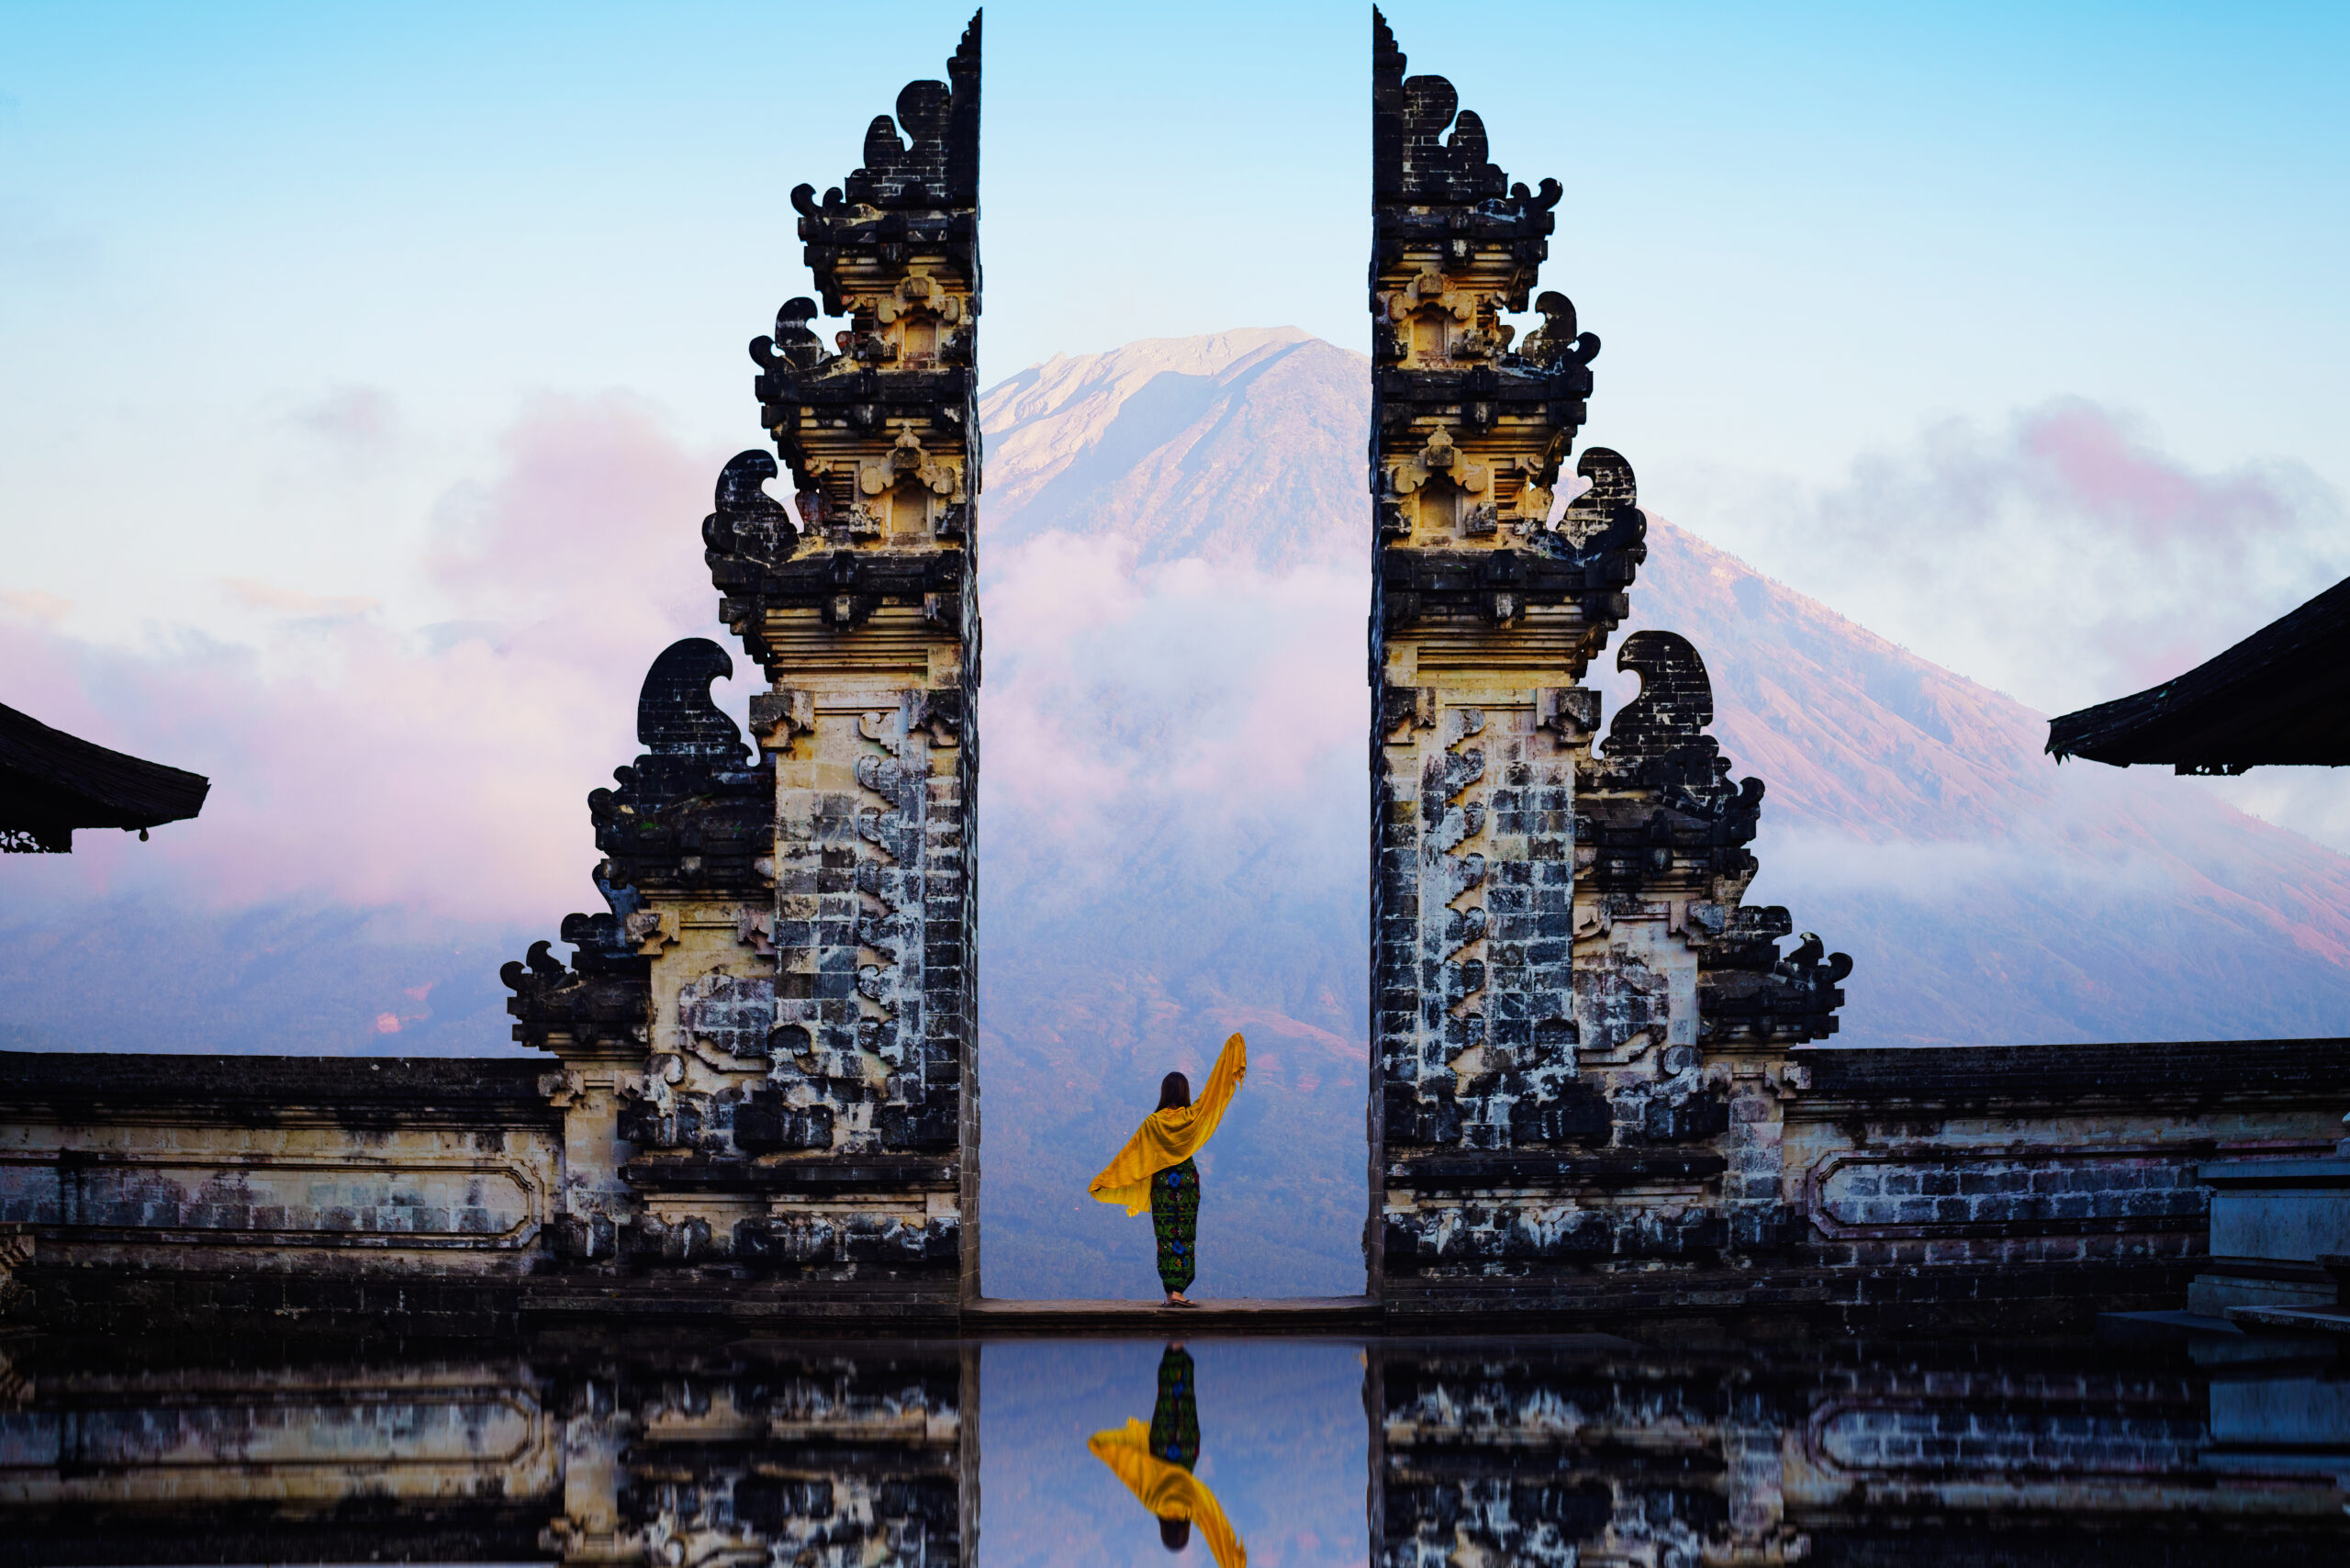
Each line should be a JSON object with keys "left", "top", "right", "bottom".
{"left": 981, "top": 330, "right": 1369, "bottom": 566}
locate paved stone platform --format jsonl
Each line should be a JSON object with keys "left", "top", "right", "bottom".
{"left": 962, "top": 1296, "right": 1378, "bottom": 1333}
{"left": 2232, "top": 1305, "right": 2350, "bottom": 1336}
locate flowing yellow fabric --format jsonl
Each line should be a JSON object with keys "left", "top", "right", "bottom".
{"left": 1087, "top": 1418, "right": 1248, "bottom": 1568}
{"left": 1087, "top": 1034, "right": 1248, "bottom": 1216}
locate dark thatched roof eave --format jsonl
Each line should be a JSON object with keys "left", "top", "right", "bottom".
{"left": 0, "top": 700, "right": 210, "bottom": 852}
{"left": 2045, "top": 572, "right": 2350, "bottom": 773}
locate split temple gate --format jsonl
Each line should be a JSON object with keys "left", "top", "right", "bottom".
{"left": 1366, "top": 16, "right": 1852, "bottom": 1310}
{"left": 0, "top": 11, "right": 2344, "bottom": 1333}
{"left": 497, "top": 17, "right": 985, "bottom": 1313}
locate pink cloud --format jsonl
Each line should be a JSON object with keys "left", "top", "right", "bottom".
{"left": 427, "top": 393, "right": 720, "bottom": 623}
{"left": 1766, "top": 396, "right": 2346, "bottom": 715}
{"left": 978, "top": 529, "right": 1366, "bottom": 882}
{"left": 2, "top": 392, "right": 739, "bottom": 928}
{"left": 2, "top": 380, "right": 1363, "bottom": 949}
{"left": 2019, "top": 398, "right": 2296, "bottom": 549}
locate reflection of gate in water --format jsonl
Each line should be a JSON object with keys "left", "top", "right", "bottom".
{"left": 1369, "top": 1338, "right": 2350, "bottom": 1566}
{"left": 3, "top": 1335, "right": 2344, "bottom": 1566}
{"left": 0, "top": 1338, "right": 978, "bottom": 1567}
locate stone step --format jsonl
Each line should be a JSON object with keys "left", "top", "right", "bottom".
{"left": 2229, "top": 1303, "right": 2350, "bottom": 1337}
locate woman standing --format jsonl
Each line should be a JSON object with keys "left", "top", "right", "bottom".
{"left": 1089, "top": 1034, "right": 1248, "bottom": 1307}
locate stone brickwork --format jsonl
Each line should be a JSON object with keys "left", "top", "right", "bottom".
{"left": 7, "top": 1036, "right": 2339, "bottom": 1329}
{"left": 1369, "top": 9, "right": 1851, "bottom": 1313}
{"left": 1811, "top": 1150, "right": 2210, "bottom": 1244}
{"left": 499, "top": 15, "right": 982, "bottom": 1310}
{"left": 0, "top": 1054, "right": 563, "bottom": 1333}
{"left": 1781, "top": 1040, "right": 2346, "bottom": 1322}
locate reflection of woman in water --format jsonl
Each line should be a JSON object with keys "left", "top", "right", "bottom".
{"left": 1089, "top": 1035, "right": 1248, "bottom": 1307}
{"left": 1087, "top": 1343, "right": 1247, "bottom": 1568}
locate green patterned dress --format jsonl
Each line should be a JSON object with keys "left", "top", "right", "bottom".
{"left": 1148, "top": 1344, "right": 1201, "bottom": 1467}
{"left": 1149, "top": 1158, "right": 1200, "bottom": 1294}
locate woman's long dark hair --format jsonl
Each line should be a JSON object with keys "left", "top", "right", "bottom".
{"left": 1158, "top": 1071, "right": 1192, "bottom": 1111}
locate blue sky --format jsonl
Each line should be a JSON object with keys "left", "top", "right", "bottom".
{"left": 5, "top": 0, "right": 2344, "bottom": 648}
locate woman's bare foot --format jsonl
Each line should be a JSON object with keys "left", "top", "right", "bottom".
{"left": 1164, "top": 1292, "right": 1199, "bottom": 1308}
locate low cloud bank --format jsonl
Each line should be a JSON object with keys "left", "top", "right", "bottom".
{"left": 1, "top": 393, "right": 739, "bottom": 1056}
{"left": 3, "top": 392, "right": 738, "bottom": 928}
{"left": 1690, "top": 398, "right": 2350, "bottom": 722}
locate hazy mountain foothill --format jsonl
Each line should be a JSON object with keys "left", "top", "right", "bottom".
{"left": 7, "top": 329, "right": 2347, "bottom": 1300}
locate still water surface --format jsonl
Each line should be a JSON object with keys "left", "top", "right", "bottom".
{"left": 1, "top": 1327, "right": 2344, "bottom": 1565}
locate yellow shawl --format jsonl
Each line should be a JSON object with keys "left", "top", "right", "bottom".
{"left": 1087, "top": 1035, "right": 1248, "bottom": 1216}
{"left": 1086, "top": 1418, "right": 1248, "bottom": 1568}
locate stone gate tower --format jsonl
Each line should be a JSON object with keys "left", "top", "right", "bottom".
{"left": 504, "top": 16, "right": 983, "bottom": 1314}
{"left": 1368, "top": 10, "right": 1852, "bottom": 1314}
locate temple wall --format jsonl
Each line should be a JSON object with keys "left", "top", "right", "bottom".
{"left": 1375, "top": 1037, "right": 2347, "bottom": 1321}
{"left": 1779, "top": 1042, "right": 2347, "bottom": 1320}
{"left": 0, "top": 1054, "right": 563, "bottom": 1330}
{"left": 6, "top": 1038, "right": 2338, "bottom": 1329}
{"left": 1788, "top": 1045, "right": 2345, "bottom": 1260}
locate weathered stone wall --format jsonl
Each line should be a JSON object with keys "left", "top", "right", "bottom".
{"left": 1367, "top": 1038, "right": 2345, "bottom": 1322}
{"left": 6, "top": 1038, "right": 2338, "bottom": 1328}
{"left": 0, "top": 1053, "right": 563, "bottom": 1330}
{"left": 1785, "top": 1040, "right": 2348, "bottom": 1320}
